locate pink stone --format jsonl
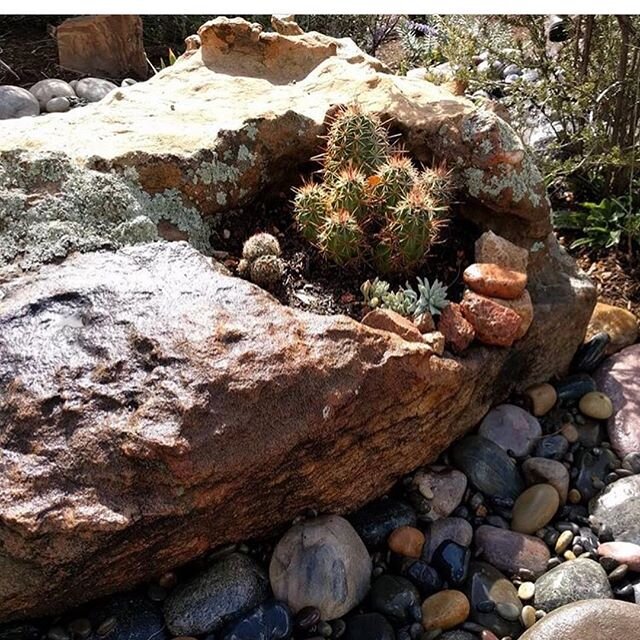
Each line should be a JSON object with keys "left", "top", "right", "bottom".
{"left": 479, "top": 404, "right": 541, "bottom": 457}
{"left": 598, "top": 541, "right": 640, "bottom": 571}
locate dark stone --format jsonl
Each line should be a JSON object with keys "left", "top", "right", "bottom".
{"left": 221, "top": 600, "right": 292, "bottom": 640}
{"left": 348, "top": 500, "right": 417, "bottom": 548}
{"left": 571, "top": 332, "right": 610, "bottom": 373}
{"left": 369, "top": 575, "right": 421, "bottom": 624}
{"left": 163, "top": 553, "right": 269, "bottom": 636}
{"left": 450, "top": 435, "right": 523, "bottom": 500}
{"left": 294, "top": 606, "right": 321, "bottom": 630}
{"left": 0, "top": 624, "right": 41, "bottom": 640}
{"left": 432, "top": 541, "right": 470, "bottom": 587}
{"left": 554, "top": 374, "right": 597, "bottom": 403}
{"left": 576, "top": 419, "right": 604, "bottom": 447}
{"left": 399, "top": 559, "right": 443, "bottom": 597}
{"left": 344, "top": 613, "right": 394, "bottom": 640}
{"left": 575, "top": 447, "right": 617, "bottom": 501}
{"left": 534, "top": 435, "right": 569, "bottom": 460}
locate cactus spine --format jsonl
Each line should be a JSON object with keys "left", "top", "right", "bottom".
{"left": 318, "top": 209, "right": 364, "bottom": 266}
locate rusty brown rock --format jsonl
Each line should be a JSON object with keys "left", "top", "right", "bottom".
{"left": 485, "top": 290, "right": 533, "bottom": 339}
{"left": 361, "top": 308, "right": 425, "bottom": 344}
{"left": 438, "top": 303, "right": 476, "bottom": 353}
{"left": 475, "top": 231, "right": 529, "bottom": 272}
{"left": 463, "top": 263, "right": 527, "bottom": 300}
{"left": 0, "top": 235, "right": 595, "bottom": 622}
{"left": 461, "top": 291, "right": 523, "bottom": 347}
{"left": 56, "top": 15, "right": 147, "bottom": 79}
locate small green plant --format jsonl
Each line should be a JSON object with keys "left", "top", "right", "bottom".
{"left": 294, "top": 104, "right": 453, "bottom": 276}
{"left": 361, "top": 276, "right": 450, "bottom": 317}
{"left": 159, "top": 47, "right": 178, "bottom": 70}
{"left": 554, "top": 196, "right": 640, "bottom": 256}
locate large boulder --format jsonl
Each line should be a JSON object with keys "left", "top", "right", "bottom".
{"left": 0, "top": 17, "right": 595, "bottom": 621}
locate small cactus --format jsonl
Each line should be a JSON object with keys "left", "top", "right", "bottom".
{"left": 293, "top": 182, "right": 327, "bottom": 242}
{"left": 419, "top": 163, "right": 454, "bottom": 208}
{"left": 327, "top": 165, "right": 370, "bottom": 220}
{"left": 372, "top": 154, "right": 419, "bottom": 209}
{"left": 323, "top": 105, "right": 390, "bottom": 177}
{"left": 242, "top": 232, "right": 281, "bottom": 261}
{"left": 249, "top": 255, "right": 285, "bottom": 289}
{"left": 318, "top": 209, "right": 365, "bottom": 266}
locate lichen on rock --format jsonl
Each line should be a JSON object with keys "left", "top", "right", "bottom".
{"left": 0, "top": 150, "right": 213, "bottom": 273}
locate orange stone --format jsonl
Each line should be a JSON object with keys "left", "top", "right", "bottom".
{"left": 388, "top": 525, "right": 425, "bottom": 558}
{"left": 461, "top": 291, "right": 522, "bottom": 347}
{"left": 361, "top": 309, "right": 424, "bottom": 344}
{"left": 486, "top": 290, "right": 533, "bottom": 339}
{"left": 422, "top": 589, "right": 470, "bottom": 630}
{"left": 463, "top": 263, "right": 527, "bottom": 300}
{"left": 438, "top": 302, "right": 475, "bottom": 353}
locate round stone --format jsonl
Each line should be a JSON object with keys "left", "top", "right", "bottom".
{"left": 518, "top": 582, "right": 535, "bottom": 601}
{"left": 534, "top": 435, "right": 569, "bottom": 461}
{"left": 519, "top": 599, "right": 640, "bottom": 639}
{"left": 463, "top": 263, "right": 527, "bottom": 299}
{"left": 533, "top": 558, "right": 612, "bottom": 612}
{"left": 413, "top": 466, "right": 468, "bottom": 519}
{"left": 579, "top": 391, "right": 614, "bottom": 420}
{"left": 269, "top": 515, "right": 372, "bottom": 619}
{"left": 369, "top": 575, "right": 421, "bottom": 624}
{"left": 423, "top": 518, "right": 473, "bottom": 562}
{"left": 399, "top": 558, "right": 443, "bottom": 597}
{"left": 75, "top": 77, "right": 118, "bottom": 102}
{"left": 164, "top": 553, "right": 269, "bottom": 635}
{"left": 496, "top": 602, "right": 520, "bottom": 621}
{"left": 432, "top": 540, "right": 470, "bottom": 586}
{"left": 344, "top": 612, "right": 394, "bottom": 640}
{"left": 348, "top": 499, "right": 416, "bottom": 548}
{"left": 554, "top": 530, "right": 574, "bottom": 554}
{"left": 568, "top": 488, "right": 581, "bottom": 504}
{"left": 388, "top": 526, "right": 425, "bottom": 559}
{"left": 521, "top": 458, "right": 569, "bottom": 505}
{"left": 590, "top": 475, "right": 640, "bottom": 545}
{"left": 29, "top": 78, "right": 75, "bottom": 109}
{"left": 46, "top": 96, "right": 71, "bottom": 113}
{"left": 598, "top": 541, "right": 640, "bottom": 571}
{"left": 511, "top": 485, "right": 560, "bottom": 535}
{"left": 421, "top": 590, "right": 470, "bottom": 630}
{"left": 525, "top": 383, "right": 557, "bottom": 416}
{"left": 0, "top": 85, "right": 40, "bottom": 119}
{"left": 220, "top": 600, "right": 292, "bottom": 640}
{"left": 560, "top": 423, "right": 579, "bottom": 443}
{"left": 479, "top": 404, "right": 541, "bottom": 457}
{"left": 520, "top": 605, "right": 536, "bottom": 628}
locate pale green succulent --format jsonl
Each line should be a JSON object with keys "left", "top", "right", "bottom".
{"left": 361, "top": 277, "right": 391, "bottom": 308}
{"left": 404, "top": 276, "right": 450, "bottom": 316}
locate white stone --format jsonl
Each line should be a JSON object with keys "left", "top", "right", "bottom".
{"left": 29, "top": 78, "right": 75, "bottom": 109}
{"left": 75, "top": 77, "right": 118, "bottom": 102}
{"left": 0, "top": 85, "right": 40, "bottom": 119}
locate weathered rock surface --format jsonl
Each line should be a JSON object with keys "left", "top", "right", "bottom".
{"left": 519, "top": 599, "right": 640, "bottom": 640}
{"left": 586, "top": 302, "right": 638, "bottom": 355}
{"left": 56, "top": 15, "right": 147, "bottom": 79}
{"left": 0, "top": 17, "right": 595, "bottom": 623}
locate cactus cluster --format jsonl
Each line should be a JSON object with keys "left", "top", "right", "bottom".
{"left": 238, "top": 232, "right": 284, "bottom": 290}
{"left": 293, "top": 104, "right": 453, "bottom": 276}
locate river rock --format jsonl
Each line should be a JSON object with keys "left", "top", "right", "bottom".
{"left": 0, "top": 85, "right": 40, "bottom": 119}
{"left": 461, "top": 291, "right": 523, "bottom": 347}
{"left": 479, "top": 404, "right": 541, "bottom": 457}
{"left": 594, "top": 345, "right": 640, "bottom": 457}
{"left": 437, "top": 302, "right": 475, "bottom": 353}
{"left": 524, "top": 382, "right": 557, "bottom": 416}
{"left": 221, "top": 600, "right": 292, "bottom": 640}
{"left": 579, "top": 391, "right": 613, "bottom": 419}
{"left": 0, "top": 17, "right": 597, "bottom": 621}
{"left": 511, "top": 484, "right": 560, "bottom": 534}
{"left": 519, "top": 599, "right": 640, "bottom": 640}
{"left": 465, "top": 561, "right": 522, "bottom": 638}
{"left": 422, "top": 517, "right": 474, "bottom": 562}
{"left": 533, "top": 558, "right": 612, "bottom": 612}
{"left": 413, "top": 466, "right": 467, "bottom": 519}
{"left": 269, "top": 515, "right": 371, "bottom": 619}
{"left": 348, "top": 500, "right": 417, "bottom": 548}
{"left": 46, "top": 97, "right": 71, "bottom": 113}
{"left": 590, "top": 475, "right": 640, "bottom": 545}
{"left": 361, "top": 309, "right": 425, "bottom": 344}
{"left": 571, "top": 331, "right": 610, "bottom": 373}
{"left": 534, "top": 434, "right": 569, "bottom": 460}
{"left": 164, "top": 553, "right": 269, "bottom": 636}
{"left": 522, "top": 457, "right": 569, "bottom": 504}
{"left": 432, "top": 541, "right": 470, "bottom": 586}
{"left": 598, "top": 541, "right": 640, "bottom": 571}
{"left": 75, "top": 77, "right": 118, "bottom": 102}
{"left": 422, "top": 590, "right": 470, "bottom": 630}
{"left": 451, "top": 435, "right": 524, "bottom": 500}
{"left": 29, "top": 79, "right": 76, "bottom": 110}
{"left": 463, "top": 263, "right": 527, "bottom": 299}
{"left": 586, "top": 302, "right": 638, "bottom": 355}
{"left": 399, "top": 559, "right": 443, "bottom": 597}
{"left": 344, "top": 613, "right": 394, "bottom": 640}
{"left": 574, "top": 447, "right": 617, "bottom": 501}
{"left": 474, "top": 231, "right": 528, "bottom": 272}
{"left": 369, "top": 575, "right": 421, "bottom": 624}
{"left": 554, "top": 373, "right": 597, "bottom": 403}
{"left": 475, "top": 526, "right": 550, "bottom": 577}
{"left": 388, "top": 526, "right": 425, "bottom": 558}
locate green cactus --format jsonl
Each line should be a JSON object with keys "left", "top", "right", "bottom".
{"left": 293, "top": 182, "right": 327, "bottom": 242}
{"left": 327, "top": 164, "right": 370, "bottom": 221}
{"left": 419, "top": 163, "right": 454, "bottom": 209}
{"left": 323, "top": 105, "right": 390, "bottom": 177}
{"left": 249, "top": 254, "right": 285, "bottom": 289}
{"left": 318, "top": 209, "right": 365, "bottom": 267}
{"left": 242, "top": 232, "right": 281, "bottom": 261}
{"left": 372, "top": 154, "right": 419, "bottom": 209}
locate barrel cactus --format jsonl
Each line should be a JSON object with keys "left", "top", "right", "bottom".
{"left": 372, "top": 154, "right": 419, "bottom": 209}
{"left": 327, "top": 165, "right": 370, "bottom": 221}
{"left": 240, "top": 232, "right": 284, "bottom": 291}
{"left": 242, "top": 232, "right": 281, "bottom": 261}
{"left": 250, "top": 255, "right": 285, "bottom": 289}
{"left": 293, "top": 182, "right": 327, "bottom": 242}
{"left": 318, "top": 209, "right": 365, "bottom": 266}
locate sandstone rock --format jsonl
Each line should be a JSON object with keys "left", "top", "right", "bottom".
{"left": 463, "top": 263, "right": 527, "bottom": 299}
{"left": 75, "top": 77, "right": 119, "bottom": 102}
{"left": 594, "top": 345, "right": 640, "bottom": 457}
{"left": 461, "top": 291, "right": 523, "bottom": 347}
{"left": 586, "top": 302, "right": 638, "bottom": 355}
{"left": 519, "top": 600, "right": 640, "bottom": 640}
{"left": 438, "top": 303, "right": 475, "bottom": 353}
{"left": 414, "top": 312, "right": 435, "bottom": 333}
{"left": 271, "top": 15, "right": 304, "bottom": 36}
{"left": 422, "top": 331, "right": 445, "bottom": 356}
{"left": 29, "top": 79, "right": 76, "bottom": 110}
{"left": 57, "top": 15, "right": 147, "bottom": 79}
{"left": 361, "top": 308, "right": 425, "bottom": 344}
{"left": 0, "top": 85, "right": 39, "bottom": 119}
{"left": 486, "top": 290, "right": 533, "bottom": 339}
{"left": 475, "top": 231, "right": 528, "bottom": 272}
{"left": 269, "top": 515, "right": 371, "bottom": 619}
